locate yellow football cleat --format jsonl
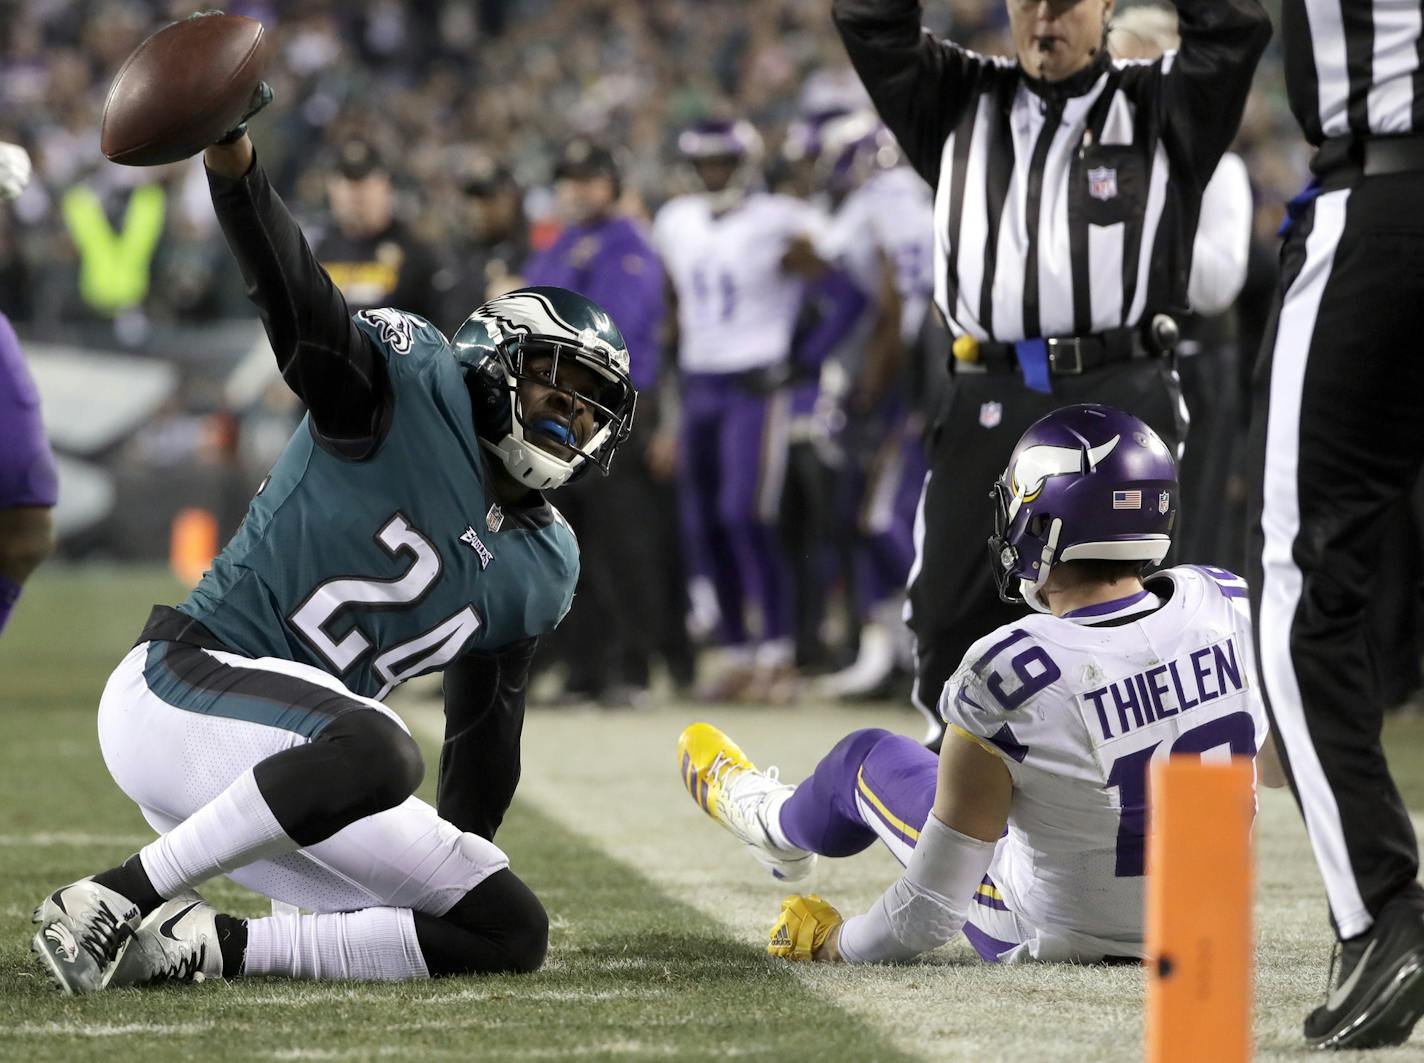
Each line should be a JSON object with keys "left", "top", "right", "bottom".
{"left": 676, "top": 722, "right": 816, "bottom": 882}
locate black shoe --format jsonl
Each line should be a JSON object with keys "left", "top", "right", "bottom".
{"left": 1304, "top": 886, "right": 1424, "bottom": 1050}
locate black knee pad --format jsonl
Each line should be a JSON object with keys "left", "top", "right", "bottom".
{"left": 321, "top": 709, "right": 425, "bottom": 814}
{"left": 419, "top": 868, "right": 549, "bottom": 976}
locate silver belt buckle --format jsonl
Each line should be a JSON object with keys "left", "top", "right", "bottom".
{"left": 1046, "top": 337, "right": 1084, "bottom": 375}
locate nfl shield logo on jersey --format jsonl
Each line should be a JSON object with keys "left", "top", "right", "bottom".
{"left": 979, "top": 401, "right": 1003, "bottom": 428}
{"left": 1087, "top": 166, "right": 1118, "bottom": 202}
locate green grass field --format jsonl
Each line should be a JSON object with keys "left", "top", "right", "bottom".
{"left": 2, "top": 566, "right": 1423, "bottom": 1062}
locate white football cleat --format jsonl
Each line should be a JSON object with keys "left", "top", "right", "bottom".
{"left": 677, "top": 722, "right": 816, "bottom": 882}
{"left": 104, "top": 893, "right": 224, "bottom": 989}
{"left": 31, "top": 879, "right": 142, "bottom": 995}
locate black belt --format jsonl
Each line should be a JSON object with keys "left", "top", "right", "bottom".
{"left": 1313, "top": 134, "right": 1424, "bottom": 187}
{"left": 953, "top": 321, "right": 1173, "bottom": 377}
{"left": 134, "top": 604, "right": 230, "bottom": 651}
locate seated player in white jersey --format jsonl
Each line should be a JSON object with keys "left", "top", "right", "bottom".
{"left": 679, "top": 404, "right": 1283, "bottom": 964}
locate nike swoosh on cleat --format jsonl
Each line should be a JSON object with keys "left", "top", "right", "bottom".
{"left": 158, "top": 903, "right": 203, "bottom": 942}
{"left": 1329, "top": 939, "right": 1380, "bottom": 1011}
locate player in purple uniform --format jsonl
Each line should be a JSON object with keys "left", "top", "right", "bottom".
{"left": 654, "top": 119, "right": 864, "bottom": 702}
{"left": 524, "top": 139, "right": 690, "bottom": 702}
{"left": 0, "top": 143, "right": 57, "bottom": 637}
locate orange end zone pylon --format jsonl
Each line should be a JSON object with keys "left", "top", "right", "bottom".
{"left": 1145, "top": 757, "right": 1255, "bottom": 1063}
{"left": 170, "top": 507, "right": 218, "bottom": 588}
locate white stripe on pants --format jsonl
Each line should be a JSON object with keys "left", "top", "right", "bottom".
{"left": 1256, "top": 188, "right": 1372, "bottom": 938}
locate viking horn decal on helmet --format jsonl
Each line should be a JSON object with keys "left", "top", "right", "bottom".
{"left": 1011, "top": 435, "right": 1120, "bottom": 510}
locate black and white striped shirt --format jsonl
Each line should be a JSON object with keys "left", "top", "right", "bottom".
{"left": 1283, "top": 0, "right": 1424, "bottom": 145}
{"left": 833, "top": 0, "right": 1271, "bottom": 344}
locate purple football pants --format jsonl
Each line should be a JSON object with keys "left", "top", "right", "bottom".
{"left": 847, "top": 403, "right": 926, "bottom": 614}
{"left": 778, "top": 728, "right": 935, "bottom": 859}
{"left": 0, "top": 312, "right": 57, "bottom": 510}
{"left": 679, "top": 372, "right": 792, "bottom": 647}
{"left": 777, "top": 727, "right": 1018, "bottom": 962}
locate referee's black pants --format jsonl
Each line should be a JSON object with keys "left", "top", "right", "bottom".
{"left": 1246, "top": 172, "right": 1424, "bottom": 939}
{"left": 907, "top": 358, "right": 1185, "bottom": 731}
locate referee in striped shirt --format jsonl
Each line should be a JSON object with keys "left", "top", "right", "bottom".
{"left": 833, "top": 0, "right": 1270, "bottom": 740}
{"left": 1250, "top": 1, "right": 1424, "bottom": 1050}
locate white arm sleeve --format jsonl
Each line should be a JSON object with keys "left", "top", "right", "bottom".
{"left": 837, "top": 812, "right": 997, "bottom": 965}
{"left": 1186, "top": 152, "right": 1252, "bottom": 317}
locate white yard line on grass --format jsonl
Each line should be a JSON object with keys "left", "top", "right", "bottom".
{"left": 403, "top": 702, "right": 1424, "bottom": 1063}
{"left": 0, "top": 832, "right": 153, "bottom": 847}
{"left": 6, "top": 1022, "right": 210, "bottom": 1037}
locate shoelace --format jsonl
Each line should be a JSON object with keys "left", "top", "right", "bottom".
{"left": 159, "top": 942, "right": 207, "bottom": 983}
{"left": 78, "top": 900, "right": 132, "bottom": 967}
{"left": 706, "top": 752, "right": 743, "bottom": 787}
{"left": 707, "top": 753, "right": 783, "bottom": 789}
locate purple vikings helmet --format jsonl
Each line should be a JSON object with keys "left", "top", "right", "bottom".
{"left": 678, "top": 118, "right": 764, "bottom": 210}
{"left": 782, "top": 107, "right": 850, "bottom": 166}
{"left": 816, "top": 110, "right": 900, "bottom": 197}
{"left": 988, "top": 404, "right": 1177, "bottom": 612}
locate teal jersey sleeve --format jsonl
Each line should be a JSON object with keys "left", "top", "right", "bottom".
{"left": 178, "top": 307, "right": 579, "bottom": 700}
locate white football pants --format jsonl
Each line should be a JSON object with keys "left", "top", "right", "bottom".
{"left": 97, "top": 642, "right": 508, "bottom": 916}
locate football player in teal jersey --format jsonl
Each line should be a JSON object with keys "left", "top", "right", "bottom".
{"left": 31, "top": 85, "right": 636, "bottom": 993}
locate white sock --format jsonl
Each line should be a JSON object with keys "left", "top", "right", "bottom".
{"left": 139, "top": 769, "right": 293, "bottom": 897}
{"left": 764, "top": 788, "right": 797, "bottom": 851}
{"left": 244, "top": 907, "right": 429, "bottom": 980}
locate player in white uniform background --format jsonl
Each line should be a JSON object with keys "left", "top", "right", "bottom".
{"left": 679, "top": 403, "right": 1283, "bottom": 963}
{"left": 653, "top": 119, "right": 864, "bottom": 702}
{"left": 810, "top": 112, "right": 936, "bottom": 700}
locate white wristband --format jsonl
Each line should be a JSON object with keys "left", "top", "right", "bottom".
{"left": 838, "top": 812, "right": 997, "bottom": 964}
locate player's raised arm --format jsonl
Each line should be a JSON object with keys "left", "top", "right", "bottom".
{"left": 99, "top": 11, "right": 390, "bottom": 458}
{"left": 205, "top": 130, "right": 390, "bottom": 459}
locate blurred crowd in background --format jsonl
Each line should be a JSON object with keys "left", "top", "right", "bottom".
{"left": 0, "top": 0, "right": 1347, "bottom": 707}
{"left": 0, "top": 0, "right": 1308, "bottom": 331}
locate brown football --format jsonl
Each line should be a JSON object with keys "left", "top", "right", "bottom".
{"left": 100, "top": 14, "right": 271, "bottom": 167}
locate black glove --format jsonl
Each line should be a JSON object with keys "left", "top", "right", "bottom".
{"left": 215, "top": 80, "right": 274, "bottom": 145}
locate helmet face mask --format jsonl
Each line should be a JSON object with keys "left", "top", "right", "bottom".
{"left": 452, "top": 287, "right": 637, "bottom": 491}
{"left": 986, "top": 404, "right": 1177, "bottom": 612}
{"left": 502, "top": 336, "right": 634, "bottom": 476}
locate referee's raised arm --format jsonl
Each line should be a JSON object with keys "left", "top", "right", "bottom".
{"left": 1153, "top": 0, "right": 1272, "bottom": 183}
{"left": 832, "top": 0, "right": 996, "bottom": 187}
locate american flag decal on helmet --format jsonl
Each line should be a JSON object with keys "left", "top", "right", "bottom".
{"left": 1112, "top": 489, "right": 1142, "bottom": 509}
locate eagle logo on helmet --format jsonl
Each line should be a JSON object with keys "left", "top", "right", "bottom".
{"left": 478, "top": 290, "right": 631, "bottom": 379}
